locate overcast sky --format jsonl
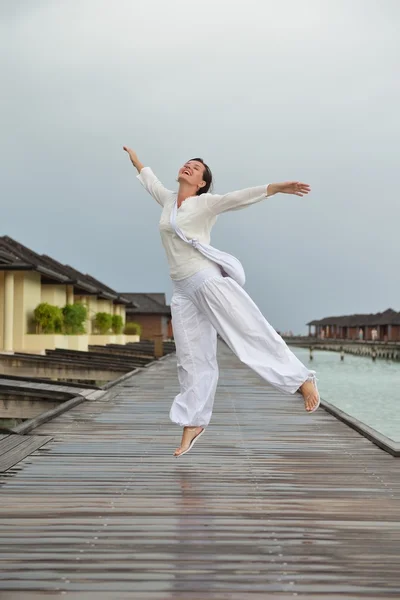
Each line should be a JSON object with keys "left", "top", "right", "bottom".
{"left": 1, "top": 0, "right": 399, "bottom": 333}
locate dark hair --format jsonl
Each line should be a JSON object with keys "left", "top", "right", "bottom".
{"left": 189, "top": 157, "right": 213, "bottom": 195}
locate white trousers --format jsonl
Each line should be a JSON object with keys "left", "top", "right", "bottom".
{"left": 169, "top": 266, "right": 316, "bottom": 427}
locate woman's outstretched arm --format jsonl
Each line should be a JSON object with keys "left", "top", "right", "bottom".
{"left": 123, "top": 146, "right": 172, "bottom": 207}
{"left": 205, "top": 181, "right": 311, "bottom": 215}
{"left": 123, "top": 146, "right": 144, "bottom": 173}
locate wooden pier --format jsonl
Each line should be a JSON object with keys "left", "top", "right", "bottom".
{"left": 285, "top": 336, "right": 400, "bottom": 361}
{"left": 0, "top": 343, "right": 399, "bottom": 598}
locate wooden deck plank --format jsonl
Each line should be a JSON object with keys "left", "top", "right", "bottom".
{"left": 0, "top": 435, "right": 53, "bottom": 472}
{"left": 0, "top": 343, "right": 399, "bottom": 598}
{"left": 0, "top": 433, "right": 28, "bottom": 455}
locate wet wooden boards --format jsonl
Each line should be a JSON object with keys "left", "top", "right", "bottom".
{"left": 0, "top": 434, "right": 52, "bottom": 472}
{"left": 0, "top": 343, "right": 399, "bottom": 598}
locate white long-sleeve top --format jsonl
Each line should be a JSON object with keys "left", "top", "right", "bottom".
{"left": 137, "top": 167, "right": 270, "bottom": 281}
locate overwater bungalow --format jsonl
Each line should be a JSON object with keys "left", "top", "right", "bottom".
{"left": 307, "top": 308, "right": 400, "bottom": 342}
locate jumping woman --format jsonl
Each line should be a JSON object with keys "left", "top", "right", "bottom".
{"left": 123, "top": 147, "right": 320, "bottom": 457}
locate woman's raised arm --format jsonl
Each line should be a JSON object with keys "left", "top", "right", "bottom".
{"left": 123, "top": 146, "right": 144, "bottom": 173}
{"left": 123, "top": 146, "right": 172, "bottom": 207}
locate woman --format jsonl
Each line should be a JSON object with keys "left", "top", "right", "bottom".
{"left": 123, "top": 147, "right": 320, "bottom": 457}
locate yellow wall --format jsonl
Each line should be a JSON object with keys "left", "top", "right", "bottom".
{"left": 24, "top": 333, "right": 139, "bottom": 353}
{"left": 13, "top": 271, "right": 42, "bottom": 351}
{"left": 41, "top": 284, "right": 67, "bottom": 307}
{"left": 13, "top": 272, "right": 24, "bottom": 349}
{"left": 25, "top": 272, "right": 43, "bottom": 334}
{"left": 66, "top": 284, "right": 74, "bottom": 304}
{"left": 24, "top": 334, "right": 69, "bottom": 353}
{"left": 75, "top": 296, "right": 116, "bottom": 319}
{"left": 86, "top": 296, "right": 97, "bottom": 333}
{"left": 0, "top": 272, "right": 4, "bottom": 349}
{"left": 97, "top": 299, "right": 113, "bottom": 314}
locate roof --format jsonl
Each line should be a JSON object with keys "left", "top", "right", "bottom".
{"left": 0, "top": 236, "right": 69, "bottom": 283}
{"left": 0, "top": 236, "right": 132, "bottom": 305}
{"left": 122, "top": 293, "right": 171, "bottom": 315}
{"left": 145, "top": 293, "right": 167, "bottom": 305}
{"left": 307, "top": 308, "right": 400, "bottom": 327}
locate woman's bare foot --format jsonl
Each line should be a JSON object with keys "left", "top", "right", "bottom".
{"left": 299, "top": 380, "right": 320, "bottom": 412}
{"left": 174, "top": 426, "right": 204, "bottom": 457}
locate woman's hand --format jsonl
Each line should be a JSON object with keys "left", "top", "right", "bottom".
{"left": 267, "top": 181, "right": 311, "bottom": 197}
{"left": 123, "top": 146, "right": 144, "bottom": 173}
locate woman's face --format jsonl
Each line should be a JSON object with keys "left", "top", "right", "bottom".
{"left": 178, "top": 160, "right": 206, "bottom": 191}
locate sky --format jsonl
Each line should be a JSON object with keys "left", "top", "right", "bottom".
{"left": 1, "top": 0, "right": 399, "bottom": 334}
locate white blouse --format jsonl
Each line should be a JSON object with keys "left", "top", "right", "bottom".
{"left": 137, "top": 167, "right": 269, "bottom": 281}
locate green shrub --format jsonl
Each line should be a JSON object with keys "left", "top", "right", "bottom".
{"left": 124, "top": 321, "right": 142, "bottom": 336}
{"left": 62, "top": 303, "right": 87, "bottom": 334}
{"left": 94, "top": 312, "right": 113, "bottom": 335}
{"left": 33, "top": 303, "right": 63, "bottom": 334}
{"left": 112, "top": 314, "right": 124, "bottom": 335}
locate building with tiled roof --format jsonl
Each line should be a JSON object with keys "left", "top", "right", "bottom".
{"left": 0, "top": 236, "right": 137, "bottom": 353}
{"left": 122, "top": 293, "right": 172, "bottom": 340}
{"left": 307, "top": 308, "right": 400, "bottom": 341}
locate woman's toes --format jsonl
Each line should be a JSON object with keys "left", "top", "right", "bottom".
{"left": 305, "top": 394, "right": 318, "bottom": 412}
{"left": 174, "top": 444, "right": 189, "bottom": 456}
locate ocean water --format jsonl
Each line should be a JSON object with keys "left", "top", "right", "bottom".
{"left": 290, "top": 345, "right": 400, "bottom": 443}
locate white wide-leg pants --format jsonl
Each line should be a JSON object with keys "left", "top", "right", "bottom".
{"left": 169, "top": 266, "right": 316, "bottom": 427}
